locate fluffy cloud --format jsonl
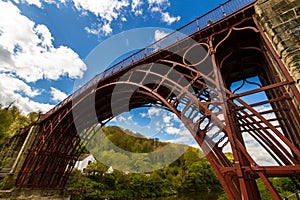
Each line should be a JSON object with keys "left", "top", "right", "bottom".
{"left": 0, "top": 74, "right": 40, "bottom": 97}
{"left": 14, "top": 0, "right": 181, "bottom": 36}
{"left": 149, "top": 1, "right": 180, "bottom": 25}
{"left": 0, "top": 1, "right": 86, "bottom": 113}
{"left": 154, "top": 30, "right": 168, "bottom": 41}
{"left": 139, "top": 112, "right": 148, "bottom": 118}
{"left": 73, "top": 0, "right": 129, "bottom": 22}
{"left": 148, "top": 107, "right": 161, "bottom": 116}
{"left": 50, "top": 87, "right": 68, "bottom": 102}
{"left": 165, "top": 127, "right": 180, "bottom": 134}
{"left": 0, "top": 1, "right": 86, "bottom": 82}
{"left": 242, "top": 133, "right": 277, "bottom": 166}
{"left": 12, "top": 0, "right": 42, "bottom": 8}
{"left": 163, "top": 115, "right": 171, "bottom": 123}
{"left": 147, "top": 0, "right": 169, "bottom": 7}
{"left": 0, "top": 73, "right": 53, "bottom": 114}
{"left": 161, "top": 12, "right": 180, "bottom": 25}
{"left": 70, "top": 0, "right": 130, "bottom": 35}
{"left": 131, "top": 0, "right": 143, "bottom": 15}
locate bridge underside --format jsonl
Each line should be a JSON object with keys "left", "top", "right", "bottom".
{"left": 5, "top": 4, "right": 300, "bottom": 200}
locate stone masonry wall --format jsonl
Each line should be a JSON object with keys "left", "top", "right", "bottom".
{"left": 255, "top": 0, "right": 300, "bottom": 92}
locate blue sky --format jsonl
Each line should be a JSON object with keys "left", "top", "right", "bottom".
{"left": 0, "top": 0, "right": 224, "bottom": 114}
{"left": 0, "top": 0, "right": 223, "bottom": 145}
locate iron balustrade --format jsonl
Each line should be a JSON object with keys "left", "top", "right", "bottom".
{"left": 45, "top": 0, "right": 256, "bottom": 117}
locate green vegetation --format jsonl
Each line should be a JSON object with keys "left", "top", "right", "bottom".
{"left": 0, "top": 108, "right": 298, "bottom": 199}
{"left": 257, "top": 178, "right": 299, "bottom": 200}
{"left": 68, "top": 126, "right": 300, "bottom": 200}
{"left": 0, "top": 105, "right": 39, "bottom": 142}
{"left": 67, "top": 126, "right": 223, "bottom": 199}
{"left": 218, "top": 178, "right": 300, "bottom": 200}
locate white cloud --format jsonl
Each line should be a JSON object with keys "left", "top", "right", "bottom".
{"left": 35, "top": 24, "right": 53, "bottom": 48}
{"left": 166, "top": 129, "right": 194, "bottom": 145}
{"left": 72, "top": 0, "right": 129, "bottom": 35}
{"left": 139, "top": 112, "right": 148, "bottom": 118}
{"left": 0, "top": 1, "right": 86, "bottom": 113}
{"left": 0, "top": 74, "right": 40, "bottom": 97}
{"left": 84, "top": 26, "right": 99, "bottom": 35}
{"left": 0, "top": 1, "right": 86, "bottom": 82}
{"left": 165, "top": 127, "right": 180, "bottom": 134}
{"left": 147, "top": 0, "right": 169, "bottom": 6}
{"left": 150, "top": 6, "right": 161, "bottom": 13}
{"left": 148, "top": 107, "right": 161, "bottom": 116}
{"left": 149, "top": 1, "right": 180, "bottom": 25}
{"left": 161, "top": 12, "right": 180, "bottom": 25}
{"left": 14, "top": 0, "right": 180, "bottom": 36}
{"left": 50, "top": 87, "right": 68, "bottom": 102}
{"left": 118, "top": 116, "right": 127, "bottom": 122}
{"left": 242, "top": 133, "right": 277, "bottom": 166}
{"left": 163, "top": 115, "right": 171, "bottom": 123}
{"left": 22, "top": 0, "right": 42, "bottom": 8}
{"left": 73, "top": 0, "right": 129, "bottom": 22}
{"left": 154, "top": 30, "right": 168, "bottom": 41}
{"left": 0, "top": 73, "right": 53, "bottom": 114}
{"left": 131, "top": 0, "right": 143, "bottom": 15}
{"left": 100, "top": 23, "right": 113, "bottom": 36}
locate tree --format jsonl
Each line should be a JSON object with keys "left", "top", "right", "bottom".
{"left": 0, "top": 107, "right": 14, "bottom": 140}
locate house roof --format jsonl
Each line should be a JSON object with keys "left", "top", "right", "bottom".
{"left": 77, "top": 154, "right": 92, "bottom": 161}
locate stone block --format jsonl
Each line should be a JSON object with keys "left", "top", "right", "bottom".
{"left": 270, "top": 16, "right": 284, "bottom": 26}
{"left": 281, "top": 39, "right": 300, "bottom": 50}
{"left": 285, "top": 19, "right": 300, "bottom": 30}
{"left": 289, "top": 60, "right": 300, "bottom": 69}
{"left": 272, "top": 0, "right": 295, "bottom": 13}
{"left": 272, "top": 1, "right": 288, "bottom": 12}
{"left": 290, "top": 66, "right": 300, "bottom": 81}
{"left": 295, "top": 6, "right": 300, "bottom": 16}
{"left": 273, "top": 24, "right": 288, "bottom": 35}
{"left": 282, "top": 48, "right": 300, "bottom": 59}
{"left": 263, "top": 22, "right": 276, "bottom": 38}
{"left": 272, "top": 35, "right": 282, "bottom": 45}
{"left": 280, "top": 9, "right": 296, "bottom": 21}
{"left": 284, "top": 54, "right": 300, "bottom": 68}
{"left": 276, "top": 41, "right": 287, "bottom": 56}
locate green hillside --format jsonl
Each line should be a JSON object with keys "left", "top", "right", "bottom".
{"left": 68, "top": 126, "right": 223, "bottom": 199}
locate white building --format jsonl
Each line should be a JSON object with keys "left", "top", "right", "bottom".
{"left": 74, "top": 154, "right": 95, "bottom": 172}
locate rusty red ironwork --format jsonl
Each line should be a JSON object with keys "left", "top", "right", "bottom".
{"left": 2, "top": 0, "right": 299, "bottom": 199}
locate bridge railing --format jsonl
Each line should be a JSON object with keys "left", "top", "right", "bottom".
{"left": 45, "top": 0, "right": 256, "bottom": 117}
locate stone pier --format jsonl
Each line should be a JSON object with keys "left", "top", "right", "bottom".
{"left": 0, "top": 189, "right": 70, "bottom": 200}
{"left": 255, "top": 0, "right": 300, "bottom": 110}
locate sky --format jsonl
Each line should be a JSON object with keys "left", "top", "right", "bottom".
{"left": 0, "top": 0, "right": 284, "bottom": 166}
{"left": 0, "top": 0, "right": 225, "bottom": 114}
{"left": 0, "top": 0, "right": 224, "bottom": 145}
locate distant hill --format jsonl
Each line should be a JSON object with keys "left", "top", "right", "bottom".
{"left": 86, "top": 126, "right": 189, "bottom": 173}
{"left": 68, "top": 126, "right": 223, "bottom": 200}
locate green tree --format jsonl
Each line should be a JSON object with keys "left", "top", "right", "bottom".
{"left": 0, "top": 107, "right": 14, "bottom": 140}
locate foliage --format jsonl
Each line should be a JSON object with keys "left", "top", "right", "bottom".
{"left": 256, "top": 178, "right": 299, "bottom": 200}
{"left": 1, "top": 108, "right": 298, "bottom": 199}
{"left": 0, "top": 105, "right": 40, "bottom": 142}
{"left": 217, "top": 178, "right": 299, "bottom": 200}
{"left": 67, "top": 126, "right": 223, "bottom": 199}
